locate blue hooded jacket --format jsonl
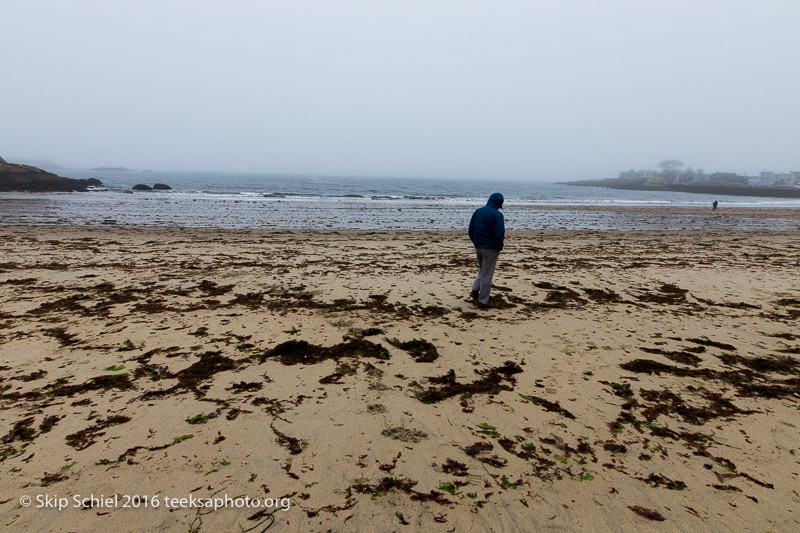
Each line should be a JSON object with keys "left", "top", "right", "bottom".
{"left": 468, "top": 193, "right": 505, "bottom": 251}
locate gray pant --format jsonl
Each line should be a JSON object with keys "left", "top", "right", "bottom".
{"left": 471, "top": 248, "right": 500, "bottom": 305}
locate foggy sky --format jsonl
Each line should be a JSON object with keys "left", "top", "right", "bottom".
{"left": 2, "top": 1, "right": 798, "bottom": 180}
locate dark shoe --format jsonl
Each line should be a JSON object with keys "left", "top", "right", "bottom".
{"left": 478, "top": 302, "right": 490, "bottom": 309}
{"left": 470, "top": 290, "right": 479, "bottom": 301}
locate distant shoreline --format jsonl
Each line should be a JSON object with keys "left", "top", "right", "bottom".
{"left": 514, "top": 205, "right": 800, "bottom": 219}
{"left": 564, "top": 179, "right": 800, "bottom": 198}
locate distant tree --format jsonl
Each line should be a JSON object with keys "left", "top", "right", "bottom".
{"left": 657, "top": 159, "right": 684, "bottom": 173}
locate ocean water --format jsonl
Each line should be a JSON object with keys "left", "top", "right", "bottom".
{"left": 2, "top": 170, "right": 799, "bottom": 230}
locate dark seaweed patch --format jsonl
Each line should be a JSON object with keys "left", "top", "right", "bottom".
{"left": 583, "top": 288, "right": 624, "bottom": 303}
{"left": 65, "top": 415, "right": 131, "bottom": 450}
{"left": 388, "top": 338, "right": 439, "bottom": 362}
{"left": 739, "top": 472, "right": 774, "bottom": 489}
{"left": 628, "top": 505, "right": 666, "bottom": 521}
{"left": 295, "top": 489, "right": 357, "bottom": 519}
{"left": 638, "top": 473, "right": 686, "bottom": 490}
{"left": 319, "top": 361, "right": 358, "bottom": 384}
{"left": 621, "top": 350, "right": 800, "bottom": 399}
{"left": 2, "top": 277, "right": 37, "bottom": 285}
{"left": 534, "top": 282, "right": 569, "bottom": 290}
{"left": 767, "top": 333, "right": 797, "bottom": 341}
{"left": 259, "top": 339, "right": 390, "bottom": 365}
{"left": 352, "top": 476, "right": 454, "bottom": 505}
{"left": 544, "top": 289, "right": 587, "bottom": 306}
{"left": 188, "top": 327, "right": 208, "bottom": 337}
{"left": 711, "top": 483, "right": 742, "bottom": 492}
{"left": 131, "top": 299, "right": 175, "bottom": 314}
{"left": 137, "top": 351, "right": 241, "bottom": 400}
{"left": 44, "top": 373, "right": 135, "bottom": 399}
{"left": 603, "top": 442, "right": 627, "bottom": 453}
{"left": 378, "top": 451, "right": 402, "bottom": 472}
{"left": 2, "top": 417, "right": 36, "bottom": 443}
{"left": 718, "top": 354, "right": 799, "bottom": 374}
{"left": 173, "top": 351, "right": 239, "bottom": 391}
{"left": 227, "top": 381, "right": 263, "bottom": 393}
{"left": 463, "top": 441, "right": 493, "bottom": 456}
{"left": 441, "top": 458, "right": 469, "bottom": 476}
{"left": 640, "top": 346, "right": 703, "bottom": 366}
{"left": 415, "top": 362, "right": 522, "bottom": 404}
{"left": 518, "top": 393, "right": 576, "bottom": 419}
{"left": 198, "top": 280, "right": 234, "bottom": 296}
{"left": 11, "top": 369, "right": 47, "bottom": 382}
{"left": 39, "top": 415, "right": 62, "bottom": 433}
{"left": 639, "top": 388, "right": 753, "bottom": 424}
{"left": 103, "top": 290, "right": 140, "bottom": 305}
{"left": 636, "top": 283, "right": 688, "bottom": 305}
{"left": 41, "top": 472, "right": 68, "bottom": 486}
{"left": 462, "top": 441, "right": 508, "bottom": 468}
{"left": 694, "top": 298, "right": 760, "bottom": 310}
{"left": 620, "top": 359, "right": 689, "bottom": 376}
{"left": 133, "top": 363, "right": 170, "bottom": 381}
{"left": 28, "top": 295, "right": 91, "bottom": 317}
{"left": 600, "top": 381, "right": 634, "bottom": 398}
{"left": 355, "top": 327, "right": 384, "bottom": 338}
{"left": 43, "top": 328, "right": 80, "bottom": 346}
{"left": 229, "top": 292, "right": 264, "bottom": 308}
{"left": 271, "top": 423, "right": 307, "bottom": 454}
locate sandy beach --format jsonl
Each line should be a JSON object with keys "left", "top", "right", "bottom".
{"left": 1, "top": 223, "right": 799, "bottom": 532}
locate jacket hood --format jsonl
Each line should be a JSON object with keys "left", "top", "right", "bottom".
{"left": 487, "top": 192, "right": 504, "bottom": 209}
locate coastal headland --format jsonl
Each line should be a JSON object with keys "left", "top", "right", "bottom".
{"left": 566, "top": 178, "right": 800, "bottom": 198}
{"left": 1, "top": 225, "right": 799, "bottom": 532}
{"left": 0, "top": 157, "right": 102, "bottom": 193}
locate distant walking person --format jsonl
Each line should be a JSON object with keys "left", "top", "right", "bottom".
{"left": 712, "top": 200, "right": 718, "bottom": 210}
{"left": 468, "top": 193, "right": 505, "bottom": 308}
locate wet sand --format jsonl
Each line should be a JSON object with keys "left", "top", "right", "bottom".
{"left": 517, "top": 205, "right": 800, "bottom": 219}
{"left": 1, "top": 225, "right": 799, "bottom": 532}
{"left": 2, "top": 195, "right": 799, "bottom": 230}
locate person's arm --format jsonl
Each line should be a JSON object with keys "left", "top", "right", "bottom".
{"left": 493, "top": 214, "right": 505, "bottom": 252}
{"left": 468, "top": 212, "right": 476, "bottom": 243}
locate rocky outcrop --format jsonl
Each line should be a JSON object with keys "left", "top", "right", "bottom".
{"left": 0, "top": 157, "right": 103, "bottom": 192}
{"left": 133, "top": 183, "right": 172, "bottom": 191}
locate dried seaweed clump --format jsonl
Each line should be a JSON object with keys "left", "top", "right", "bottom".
{"left": 388, "top": 338, "right": 439, "bottom": 362}
{"left": 416, "top": 361, "right": 523, "bottom": 404}
{"left": 259, "top": 339, "right": 390, "bottom": 365}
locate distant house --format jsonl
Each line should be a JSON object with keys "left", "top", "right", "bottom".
{"left": 776, "top": 173, "right": 798, "bottom": 187}
{"left": 750, "top": 171, "right": 778, "bottom": 186}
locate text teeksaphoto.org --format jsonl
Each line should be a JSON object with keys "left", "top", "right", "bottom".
{"left": 22, "top": 494, "right": 292, "bottom": 512}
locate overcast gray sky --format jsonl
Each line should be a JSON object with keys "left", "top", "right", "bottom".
{"left": 2, "top": 1, "right": 798, "bottom": 180}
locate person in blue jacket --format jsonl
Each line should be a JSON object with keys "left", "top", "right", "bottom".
{"left": 468, "top": 192, "right": 505, "bottom": 308}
